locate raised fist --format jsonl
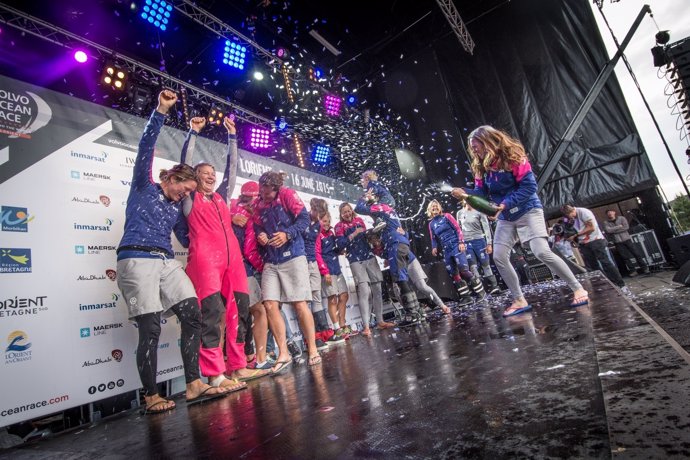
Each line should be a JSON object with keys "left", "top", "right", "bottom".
{"left": 190, "top": 116, "right": 206, "bottom": 133}
{"left": 157, "top": 90, "right": 178, "bottom": 114}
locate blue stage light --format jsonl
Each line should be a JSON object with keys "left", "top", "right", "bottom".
{"left": 346, "top": 95, "right": 356, "bottom": 106}
{"left": 140, "top": 0, "right": 171, "bottom": 31}
{"left": 311, "top": 144, "right": 331, "bottom": 165}
{"left": 223, "top": 40, "right": 247, "bottom": 70}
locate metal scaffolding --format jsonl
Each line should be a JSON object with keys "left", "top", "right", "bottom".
{"left": 0, "top": 3, "right": 273, "bottom": 126}
{"left": 435, "top": 0, "right": 475, "bottom": 55}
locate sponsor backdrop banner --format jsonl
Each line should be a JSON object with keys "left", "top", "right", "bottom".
{"left": 0, "top": 74, "right": 366, "bottom": 427}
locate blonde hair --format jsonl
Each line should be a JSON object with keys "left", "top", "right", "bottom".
{"left": 467, "top": 125, "right": 527, "bottom": 177}
{"left": 339, "top": 202, "right": 356, "bottom": 221}
{"left": 361, "top": 170, "right": 378, "bottom": 181}
{"left": 310, "top": 197, "right": 328, "bottom": 219}
{"left": 159, "top": 163, "right": 197, "bottom": 183}
{"left": 426, "top": 199, "right": 443, "bottom": 218}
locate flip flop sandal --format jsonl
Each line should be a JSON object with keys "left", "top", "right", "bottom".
{"left": 235, "top": 369, "right": 270, "bottom": 382}
{"left": 307, "top": 355, "right": 322, "bottom": 367}
{"left": 271, "top": 360, "right": 292, "bottom": 375}
{"left": 502, "top": 304, "right": 533, "bottom": 317}
{"left": 186, "top": 386, "right": 229, "bottom": 406}
{"left": 569, "top": 297, "right": 589, "bottom": 307}
{"left": 141, "top": 399, "right": 175, "bottom": 415}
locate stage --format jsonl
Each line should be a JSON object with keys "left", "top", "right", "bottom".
{"left": 2, "top": 272, "right": 690, "bottom": 459}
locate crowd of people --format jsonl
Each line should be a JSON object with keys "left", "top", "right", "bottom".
{"left": 117, "top": 91, "right": 644, "bottom": 414}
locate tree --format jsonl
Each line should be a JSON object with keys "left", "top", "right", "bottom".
{"left": 670, "top": 194, "right": 690, "bottom": 233}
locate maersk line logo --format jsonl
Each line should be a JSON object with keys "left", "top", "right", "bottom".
{"left": 73, "top": 218, "right": 113, "bottom": 232}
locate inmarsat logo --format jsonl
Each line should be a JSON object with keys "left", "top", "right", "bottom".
{"left": 0, "top": 89, "right": 52, "bottom": 167}
{"left": 70, "top": 150, "right": 108, "bottom": 163}
{"left": 73, "top": 218, "right": 113, "bottom": 232}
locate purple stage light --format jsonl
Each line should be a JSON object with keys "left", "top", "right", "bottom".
{"left": 247, "top": 126, "right": 271, "bottom": 150}
{"left": 74, "top": 50, "right": 88, "bottom": 63}
{"left": 323, "top": 94, "right": 342, "bottom": 117}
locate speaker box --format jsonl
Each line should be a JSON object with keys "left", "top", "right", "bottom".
{"left": 667, "top": 234, "right": 690, "bottom": 267}
{"left": 672, "top": 260, "right": 690, "bottom": 286}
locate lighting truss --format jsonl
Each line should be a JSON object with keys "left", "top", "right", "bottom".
{"left": 435, "top": 0, "right": 475, "bottom": 55}
{"left": 0, "top": 3, "right": 272, "bottom": 127}
{"left": 174, "top": 0, "right": 285, "bottom": 74}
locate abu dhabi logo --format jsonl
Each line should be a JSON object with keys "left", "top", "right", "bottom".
{"left": 71, "top": 195, "right": 111, "bottom": 207}
{"left": 0, "top": 89, "right": 52, "bottom": 168}
{"left": 0, "top": 248, "right": 31, "bottom": 273}
{"left": 5, "top": 330, "right": 32, "bottom": 364}
{"left": 73, "top": 218, "right": 113, "bottom": 232}
{"left": 1, "top": 206, "right": 34, "bottom": 232}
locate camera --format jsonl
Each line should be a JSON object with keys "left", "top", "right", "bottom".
{"left": 552, "top": 219, "right": 577, "bottom": 238}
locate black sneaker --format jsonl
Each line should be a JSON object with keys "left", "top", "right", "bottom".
{"left": 315, "top": 338, "right": 329, "bottom": 351}
{"left": 287, "top": 341, "right": 302, "bottom": 359}
{"left": 489, "top": 285, "right": 501, "bottom": 295}
{"left": 328, "top": 332, "right": 346, "bottom": 345}
{"left": 397, "top": 314, "right": 420, "bottom": 328}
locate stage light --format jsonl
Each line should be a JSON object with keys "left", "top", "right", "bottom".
{"left": 282, "top": 64, "right": 294, "bottom": 103}
{"left": 207, "top": 107, "right": 224, "bottom": 126}
{"left": 247, "top": 126, "right": 271, "bottom": 150}
{"left": 74, "top": 50, "right": 88, "bottom": 63}
{"left": 253, "top": 70, "right": 264, "bottom": 81}
{"left": 275, "top": 116, "right": 288, "bottom": 131}
{"left": 312, "top": 144, "right": 331, "bottom": 165}
{"left": 102, "top": 64, "right": 127, "bottom": 91}
{"left": 346, "top": 94, "right": 356, "bottom": 106}
{"left": 276, "top": 47, "right": 289, "bottom": 59}
{"left": 223, "top": 40, "right": 247, "bottom": 70}
{"left": 293, "top": 134, "right": 305, "bottom": 168}
{"left": 309, "top": 67, "right": 323, "bottom": 82}
{"left": 323, "top": 94, "right": 342, "bottom": 116}
{"left": 140, "top": 0, "right": 171, "bottom": 31}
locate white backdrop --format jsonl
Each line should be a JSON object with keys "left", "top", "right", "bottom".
{"left": 0, "top": 75, "right": 366, "bottom": 427}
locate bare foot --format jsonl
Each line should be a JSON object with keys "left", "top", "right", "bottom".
{"left": 143, "top": 394, "right": 175, "bottom": 412}
{"left": 229, "top": 368, "right": 269, "bottom": 381}
{"left": 502, "top": 298, "right": 530, "bottom": 317}
{"left": 376, "top": 321, "right": 395, "bottom": 329}
{"left": 186, "top": 379, "right": 228, "bottom": 400}
{"left": 571, "top": 289, "right": 589, "bottom": 306}
{"left": 361, "top": 328, "right": 372, "bottom": 337}
{"left": 307, "top": 354, "right": 322, "bottom": 366}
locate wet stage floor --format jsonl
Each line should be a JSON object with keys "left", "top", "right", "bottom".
{"left": 4, "top": 272, "right": 690, "bottom": 459}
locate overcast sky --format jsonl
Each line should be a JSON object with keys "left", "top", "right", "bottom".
{"left": 588, "top": 1, "right": 690, "bottom": 201}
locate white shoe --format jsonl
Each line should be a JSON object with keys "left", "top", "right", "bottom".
{"left": 621, "top": 286, "right": 633, "bottom": 297}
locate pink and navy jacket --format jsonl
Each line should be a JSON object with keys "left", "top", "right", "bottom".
{"left": 334, "top": 217, "right": 374, "bottom": 263}
{"left": 303, "top": 220, "right": 321, "bottom": 263}
{"left": 252, "top": 187, "right": 310, "bottom": 265}
{"left": 118, "top": 111, "right": 185, "bottom": 260}
{"left": 229, "top": 199, "right": 264, "bottom": 276}
{"left": 465, "top": 159, "right": 541, "bottom": 222}
{"left": 355, "top": 199, "right": 409, "bottom": 248}
{"left": 315, "top": 226, "right": 343, "bottom": 276}
{"left": 429, "top": 213, "right": 464, "bottom": 250}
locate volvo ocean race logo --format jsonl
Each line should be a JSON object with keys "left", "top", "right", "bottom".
{"left": 0, "top": 88, "right": 52, "bottom": 168}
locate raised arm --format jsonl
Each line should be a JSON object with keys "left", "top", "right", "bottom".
{"left": 133, "top": 90, "right": 177, "bottom": 189}
{"left": 216, "top": 116, "right": 238, "bottom": 203}
{"left": 180, "top": 116, "right": 206, "bottom": 166}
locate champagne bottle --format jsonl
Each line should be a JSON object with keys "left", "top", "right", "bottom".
{"left": 466, "top": 195, "right": 499, "bottom": 216}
